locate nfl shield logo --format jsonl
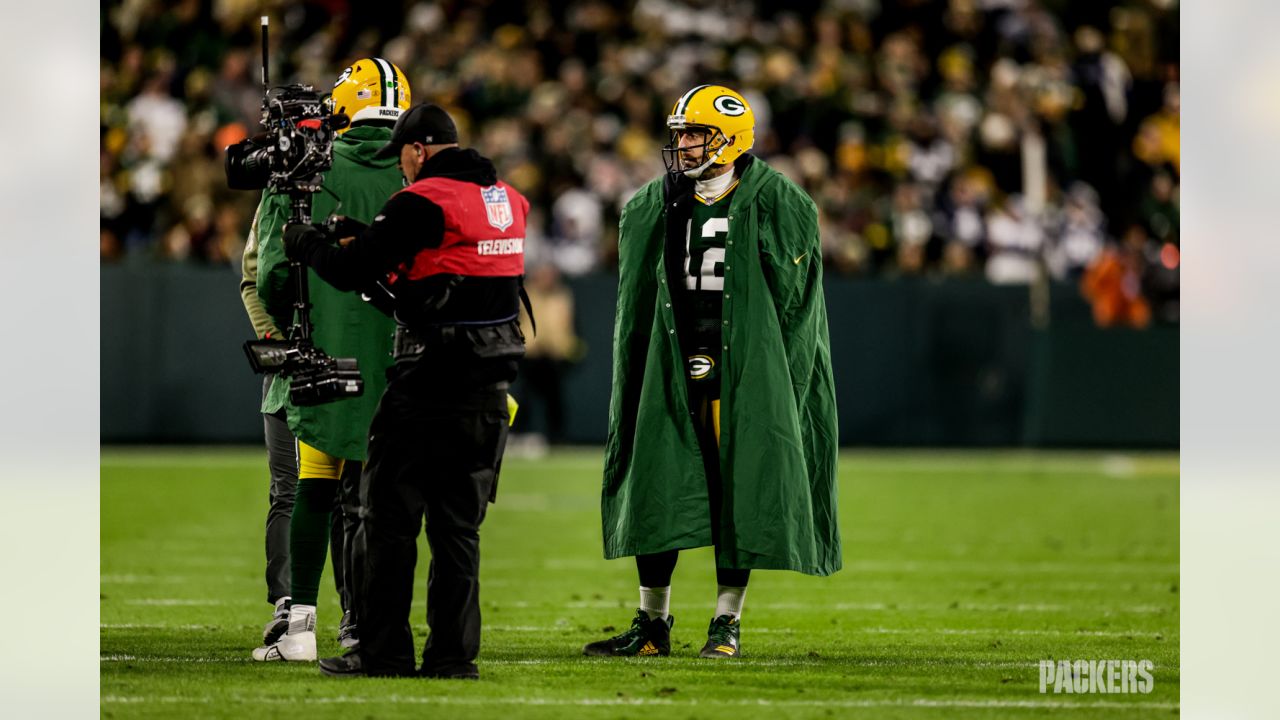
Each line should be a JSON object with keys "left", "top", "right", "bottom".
{"left": 481, "top": 186, "right": 513, "bottom": 231}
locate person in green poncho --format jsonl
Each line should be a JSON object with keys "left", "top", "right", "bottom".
{"left": 239, "top": 58, "right": 409, "bottom": 664}
{"left": 584, "top": 85, "right": 841, "bottom": 660}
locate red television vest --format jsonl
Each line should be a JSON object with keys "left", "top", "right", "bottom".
{"left": 393, "top": 177, "right": 528, "bottom": 282}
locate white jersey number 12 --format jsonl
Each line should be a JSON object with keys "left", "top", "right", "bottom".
{"left": 685, "top": 217, "right": 728, "bottom": 291}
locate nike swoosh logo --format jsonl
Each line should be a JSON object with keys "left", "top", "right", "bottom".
{"left": 793, "top": 253, "right": 808, "bottom": 265}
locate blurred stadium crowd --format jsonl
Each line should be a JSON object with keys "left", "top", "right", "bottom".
{"left": 101, "top": 0, "right": 1179, "bottom": 324}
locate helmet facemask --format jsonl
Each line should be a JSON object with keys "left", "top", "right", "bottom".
{"left": 662, "top": 123, "right": 730, "bottom": 179}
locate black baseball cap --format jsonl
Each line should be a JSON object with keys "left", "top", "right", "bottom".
{"left": 373, "top": 103, "right": 459, "bottom": 159}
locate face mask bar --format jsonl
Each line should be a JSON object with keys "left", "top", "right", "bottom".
{"left": 662, "top": 125, "right": 728, "bottom": 177}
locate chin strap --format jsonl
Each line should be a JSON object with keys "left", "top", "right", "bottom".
{"left": 683, "top": 142, "right": 729, "bottom": 179}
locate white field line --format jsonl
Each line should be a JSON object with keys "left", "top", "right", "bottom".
{"left": 839, "top": 560, "right": 1179, "bottom": 575}
{"left": 101, "top": 655, "right": 250, "bottom": 663}
{"left": 102, "top": 624, "right": 234, "bottom": 630}
{"left": 115, "top": 597, "right": 1173, "bottom": 614}
{"left": 856, "top": 627, "right": 1170, "bottom": 638}
{"left": 101, "top": 574, "right": 189, "bottom": 584}
{"left": 102, "top": 623, "right": 1171, "bottom": 638}
{"left": 99, "top": 449, "right": 1177, "bottom": 474}
{"left": 102, "top": 575, "right": 1176, "bottom": 592}
{"left": 102, "top": 574, "right": 250, "bottom": 584}
{"left": 525, "top": 558, "right": 1179, "bottom": 574}
{"left": 93, "top": 655, "right": 1051, "bottom": 670}
{"left": 555, "top": 600, "right": 1173, "bottom": 613}
{"left": 100, "top": 694, "right": 1178, "bottom": 710}
{"left": 122, "top": 599, "right": 246, "bottom": 606}
{"left": 100, "top": 456, "right": 266, "bottom": 469}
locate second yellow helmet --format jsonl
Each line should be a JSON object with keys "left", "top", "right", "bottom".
{"left": 330, "top": 58, "right": 411, "bottom": 132}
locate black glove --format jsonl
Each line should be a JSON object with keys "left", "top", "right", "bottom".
{"left": 325, "top": 215, "right": 368, "bottom": 241}
{"left": 283, "top": 223, "right": 326, "bottom": 262}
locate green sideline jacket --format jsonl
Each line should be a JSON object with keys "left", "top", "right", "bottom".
{"left": 252, "top": 125, "right": 400, "bottom": 461}
{"left": 602, "top": 156, "right": 841, "bottom": 575}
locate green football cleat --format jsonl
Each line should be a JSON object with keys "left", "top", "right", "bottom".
{"left": 699, "top": 614, "right": 741, "bottom": 658}
{"left": 582, "top": 609, "right": 673, "bottom": 657}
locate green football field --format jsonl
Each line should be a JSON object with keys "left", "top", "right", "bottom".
{"left": 101, "top": 447, "right": 1179, "bottom": 718}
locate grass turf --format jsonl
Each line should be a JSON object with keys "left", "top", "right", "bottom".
{"left": 101, "top": 448, "right": 1179, "bottom": 718}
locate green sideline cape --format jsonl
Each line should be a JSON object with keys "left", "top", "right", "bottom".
{"left": 256, "top": 125, "right": 400, "bottom": 461}
{"left": 602, "top": 156, "right": 841, "bottom": 575}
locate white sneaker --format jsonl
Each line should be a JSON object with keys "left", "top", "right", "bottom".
{"left": 263, "top": 596, "right": 290, "bottom": 644}
{"left": 253, "top": 605, "right": 317, "bottom": 662}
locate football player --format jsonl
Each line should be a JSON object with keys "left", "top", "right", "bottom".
{"left": 241, "top": 58, "right": 410, "bottom": 663}
{"left": 586, "top": 86, "right": 841, "bottom": 659}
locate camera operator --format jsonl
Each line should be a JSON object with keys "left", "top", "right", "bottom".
{"left": 240, "top": 59, "right": 411, "bottom": 663}
{"left": 283, "top": 103, "right": 529, "bottom": 679}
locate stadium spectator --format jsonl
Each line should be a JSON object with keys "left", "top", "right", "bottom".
{"left": 984, "top": 194, "right": 1043, "bottom": 285}
{"left": 515, "top": 264, "right": 583, "bottom": 445}
{"left": 1081, "top": 226, "right": 1152, "bottom": 329}
{"left": 1044, "top": 182, "right": 1105, "bottom": 282}
{"left": 99, "top": 0, "right": 1179, "bottom": 321}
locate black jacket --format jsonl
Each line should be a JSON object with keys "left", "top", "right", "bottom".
{"left": 295, "top": 147, "right": 522, "bottom": 329}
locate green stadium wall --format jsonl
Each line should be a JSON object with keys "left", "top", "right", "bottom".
{"left": 101, "top": 264, "right": 1178, "bottom": 447}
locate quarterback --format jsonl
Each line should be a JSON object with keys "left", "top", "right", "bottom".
{"left": 587, "top": 85, "right": 840, "bottom": 659}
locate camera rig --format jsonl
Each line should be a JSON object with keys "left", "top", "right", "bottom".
{"left": 232, "top": 16, "right": 363, "bottom": 407}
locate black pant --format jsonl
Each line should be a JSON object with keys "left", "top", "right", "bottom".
{"left": 634, "top": 375, "right": 750, "bottom": 589}
{"left": 262, "top": 377, "right": 357, "bottom": 611}
{"left": 357, "top": 354, "right": 514, "bottom": 677}
{"left": 335, "top": 459, "right": 363, "bottom": 619}
{"left": 262, "top": 387, "right": 296, "bottom": 604}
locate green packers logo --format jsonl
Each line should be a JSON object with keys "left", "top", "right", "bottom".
{"left": 687, "top": 354, "right": 715, "bottom": 380}
{"left": 713, "top": 95, "right": 746, "bottom": 116}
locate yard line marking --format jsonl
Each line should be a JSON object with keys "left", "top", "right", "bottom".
{"left": 101, "top": 624, "right": 258, "bottom": 630}
{"left": 101, "top": 574, "right": 190, "bottom": 584}
{"left": 552, "top": 599, "right": 1173, "bottom": 613}
{"left": 100, "top": 449, "right": 1178, "bottom": 474}
{"left": 100, "top": 655, "right": 251, "bottom": 664}
{"left": 115, "top": 598, "right": 1173, "bottom": 614}
{"left": 100, "top": 694, "right": 1179, "bottom": 710}
{"left": 488, "top": 658, "right": 1044, "bottom": 668}
{"left": 101, "top": 455, "right": 266, "bottom": 468}
{"left": 857, "top": 627, "right": 1170, "bottom": 638}
{"left": 514, "top": 558, "right": 1179, "bottom": 574}
{"left": 96, "top": 655, "right": 1140, "bottom": 671}
{"left": 102, "top": 574, "right": 258, "bottom": 584}
{"left": 99, "top": 623, "right": 1169, "bottom": 638}
{"left": 122, "top": 599, "right": 242, "bottom": 606}
{"left": 839, "top": 560, "right": 1179, "bottom": 574}
{"left": 491, "top": 626, "right": 1170, "bottom": 638}
{"left": 482, "top": 625, "right": 798, "bottom": 634}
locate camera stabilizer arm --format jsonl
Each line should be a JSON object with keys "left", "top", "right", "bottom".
{"left": 287, "top": 191, "right": 315, "bottom": 342}
{"left": 235, "top": 16, "right": 362, "bottom": 406}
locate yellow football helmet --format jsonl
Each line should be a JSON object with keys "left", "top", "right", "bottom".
{"left": 663, "top": 85, "right": 755, "bottom": 177}
{"left": 328, "top": 58, "right": 411, "bottom": 132}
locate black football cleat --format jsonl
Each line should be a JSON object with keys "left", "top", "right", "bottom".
{"left": 698, "top": 614, "right": 741, "bottom": 658}
{"left": 583, "top": 609, "right": 673, "bottom": 657}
